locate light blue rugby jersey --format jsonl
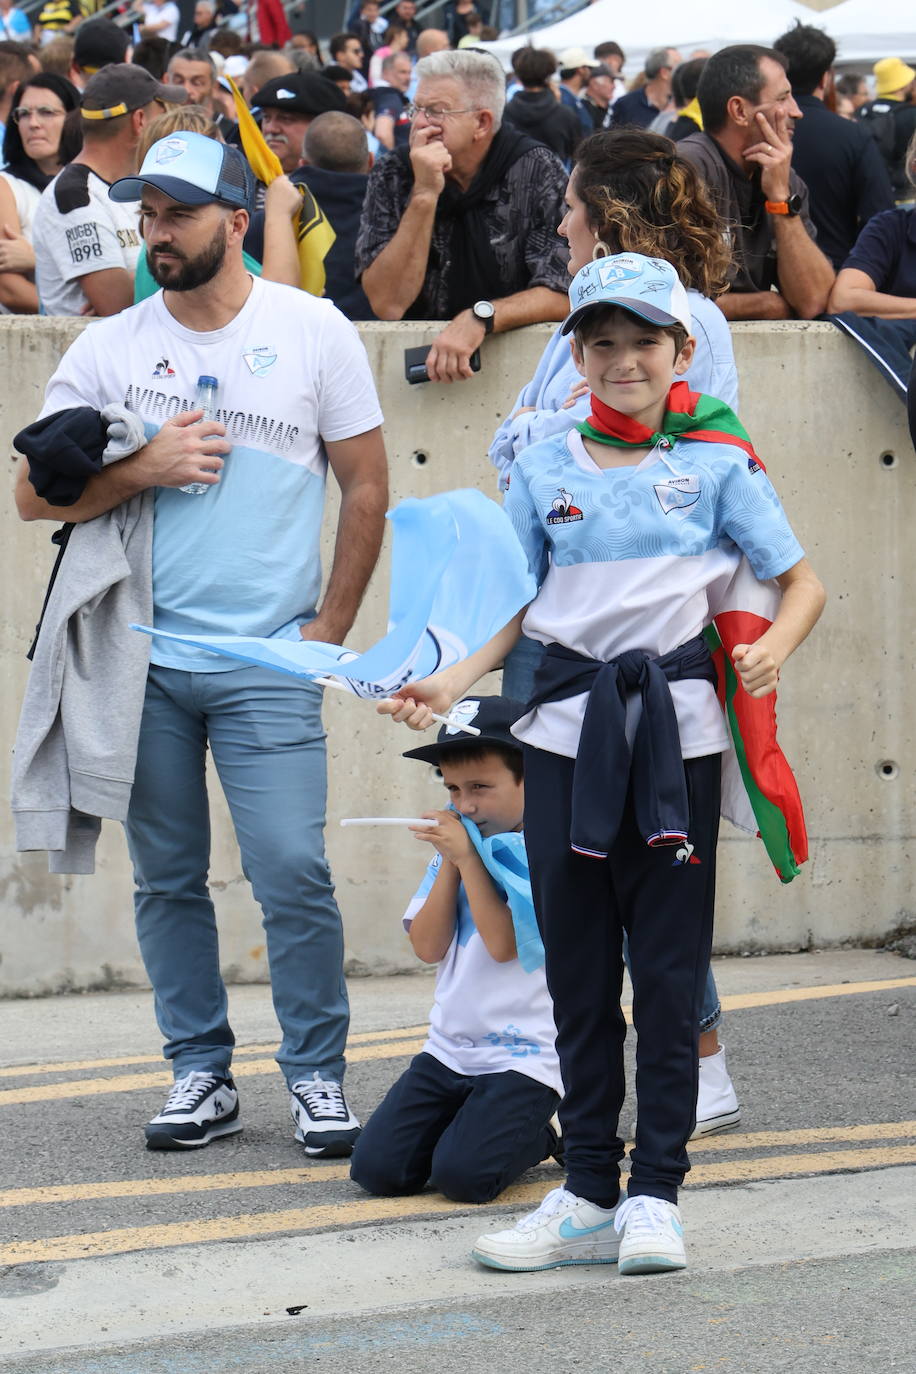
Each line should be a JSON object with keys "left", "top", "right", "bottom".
{"left": 40, "top": 278, "right": 384, "bottom": 671}
{"left": 505, "top": 428, "right": 805, "bottom": 758}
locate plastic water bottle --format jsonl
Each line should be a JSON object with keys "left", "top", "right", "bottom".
{"left": 180, "top": 374, "right": 219, "bottom": 495}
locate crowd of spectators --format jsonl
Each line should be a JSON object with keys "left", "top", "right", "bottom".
{"left": 0, "top": 0, "right": 914, "bottom": 400}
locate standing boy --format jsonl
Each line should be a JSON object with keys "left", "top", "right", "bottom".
{"left": 350, "top": 697, "right": 562, "bottom": 1204}
{"left": 382, "top": 254, "right": 825, "bottom": 1273}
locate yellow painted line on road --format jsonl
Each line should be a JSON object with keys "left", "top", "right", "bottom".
{"left": 718, "top": 976, "right": 916, "bottom": 1012}
{"left": 0, "top": 1038, "right": 428, "bottom": 1107}
{"left": 0, "top": 1163, "right": 354, "bottom": 1209}
{"left": 689, "top": 1119, "right": 916, "bottom": 1153}
{"left": 2, "top": 1120, "right": 913, "bottom": 1212}
{"left": 0, "top": 1024, "right": 431, "bottom": 1081}
{"left": 3, "top": 1144, "right": 914, "bottom": 1266}
{"left": 2, "top": 977, "right": 914, "bottom": 1102}
{"left": 689, "top": 1144, "right": 916, "bottom": 1184}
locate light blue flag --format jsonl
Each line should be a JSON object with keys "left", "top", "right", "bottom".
{"left": 133, "top": 489, "right": 536, "bottom": 697}
{"left": 456, "top": 814, "right": 544, "bottom": 973}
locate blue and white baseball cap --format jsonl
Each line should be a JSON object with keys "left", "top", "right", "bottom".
{"left": 561, "top": 253, "right": 692, "bottom": 337}
{"left": 110, "top": 131, "right": 253, "bottom": 210}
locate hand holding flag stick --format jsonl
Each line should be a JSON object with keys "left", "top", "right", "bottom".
{"left": 315, "top": 675, "right": 481, "bottom": 736}
{"left": 227, "top": 77, "right": 335, "bottom": 297}
{"left": 132, "top": 489, "right": 536, "bottom": 737}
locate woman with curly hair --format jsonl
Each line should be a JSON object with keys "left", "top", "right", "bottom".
{"left": 492, "top": 130, "right": 742, "bottom": 1141}
{"left": 489, "top": 128, "right": 736, "bottom": 490}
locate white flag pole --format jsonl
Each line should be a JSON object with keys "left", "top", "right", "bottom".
{"left": 314, "top": 677, "right": 482, "bottom": 737}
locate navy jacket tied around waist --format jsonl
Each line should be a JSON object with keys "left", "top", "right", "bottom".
{"left": 526, "top": 635, "right": 718, "bottom": 858}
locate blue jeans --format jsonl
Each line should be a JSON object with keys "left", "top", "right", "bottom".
{"left": 125, "top": 665, "right": 349, "bottom": 1088}
{"left": 502, "top": 635, "right": 722, "bottom": 1034}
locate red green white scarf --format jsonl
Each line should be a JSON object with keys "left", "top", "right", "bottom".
{"left": 577, "top": 380, "right": 763, "bottom": 467}
{"left": 578, "top": 380, "right": 807, "bottom": 882}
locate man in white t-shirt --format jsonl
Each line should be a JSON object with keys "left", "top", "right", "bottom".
{"left": 33, "top": 63, "right": 187, "bottom": 315}
{"left": 350, "top": 697, "right": 562, "bottom": 1204}
{"left": 141, "top": 0, "right": 180, "bottom": 43}
{"left": 16, "top": 132, "right": 389, "bottom": 1157}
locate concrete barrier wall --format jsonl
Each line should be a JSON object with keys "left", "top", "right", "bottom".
{"left": 1, "top": 316, "right": 913, "bottom": 995}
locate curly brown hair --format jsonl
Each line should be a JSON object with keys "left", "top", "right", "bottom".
{"left": 573, "top": 129, "right": 730, "bottom": 299}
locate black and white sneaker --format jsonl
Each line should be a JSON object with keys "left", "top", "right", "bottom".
{"left": 145, "top": 1071, "right": 242, "bottom": 1150}
{"left": 289, "top": 1073, "right": 361, "bottom": 1157}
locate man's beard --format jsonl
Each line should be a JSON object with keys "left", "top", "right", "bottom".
{"left": 148, "top": 220, "right": 229, "bottom": 292}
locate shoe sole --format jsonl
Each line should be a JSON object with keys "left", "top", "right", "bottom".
{"left": 471, "top": 1248, "right": 619, "bottom": 1272}
{"left": 145, "top": 1119, "right": 243, "bottom": 1151}
{"left": 295, "top": 1127, "right": 361, "bottom": 1158}
{"left": 619, "top": 1253, "right": 686, "bottom": 1275}
{"left": 690, "top": 1110, "right": 741, "bottom": 1140}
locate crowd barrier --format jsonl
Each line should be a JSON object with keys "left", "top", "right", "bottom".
{"left": 0, "top": 316, "right": 912, "bottom": 995}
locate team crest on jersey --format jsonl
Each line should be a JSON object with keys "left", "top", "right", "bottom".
{"left": 152, "top": 358, "right": 175, "bottom": 378}
{"left": 546, "top": 488, "right": 583, "bottom": 524}
{"left": 654, "top": 474, "right": 700, "bottom": 516}
{"left": 243, "top": 346, "right": 278, "bottom": 376}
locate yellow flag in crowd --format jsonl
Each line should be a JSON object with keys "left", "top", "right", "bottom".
{"left": 228, "top": 77, "right": 336, "bottom": 298}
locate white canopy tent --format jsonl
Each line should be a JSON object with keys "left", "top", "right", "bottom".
{"left": 480, "top": 0, "right": 916, "bottom": 73}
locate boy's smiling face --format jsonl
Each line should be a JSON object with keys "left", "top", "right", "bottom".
{"left": 438, "top": 752, "right": 524, "bottom": 839}
{"left": 571, "top": 307, "right": 695, "bottom": 431}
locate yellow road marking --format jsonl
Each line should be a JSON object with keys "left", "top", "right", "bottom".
{"left": 2, "top": 977, "right": 914, "bottom": 1104}
{"left": 1, "top": 1121, "right": 913, "bottom": 1211}
{"left": 0, "top": 1038, "right": 428, "bottom": 1106}
{"left": 3, "top": 1144, "right": 914, "bottom": 1266}
{"left": 718, "top": 977, "right": 916, "bottom": 1012}
{"left": 0, "top": 1024, "right": 431, "bottom": 1081}
{"left": 0, "top": 1164, "right": 354, "bottom": 1209}
{"left": 689, "top": 1119, "right": 916, "bottom": 1153}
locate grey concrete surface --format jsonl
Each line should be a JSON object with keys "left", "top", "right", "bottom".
{"left": 0, "top": 950, "right": 914, "bottom": 1372}
{"left": 2, "top": 318, "right": 915, "bottom": 993}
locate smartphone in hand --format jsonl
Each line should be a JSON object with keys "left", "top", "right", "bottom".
{"left": 405, "top": 345, "right": 482, "bottom": 384}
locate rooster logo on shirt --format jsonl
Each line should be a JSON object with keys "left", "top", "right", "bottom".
{"left": 546, "top": 488, "right": 583, "bottom": 524}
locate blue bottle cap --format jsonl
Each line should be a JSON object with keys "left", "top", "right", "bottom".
{"left": 197, "top": 375, "right": 218, "bottom": 388}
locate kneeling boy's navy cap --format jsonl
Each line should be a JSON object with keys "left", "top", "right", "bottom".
{"left": 402, "top": 696, "right": 526, "bottom": 765}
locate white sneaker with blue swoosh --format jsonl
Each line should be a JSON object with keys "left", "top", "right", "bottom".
{"left": 471, "top": 1186, "right": 621, "bottom": 1271}
{"left": 614, "top": 1196, "right": 686, "bottom": 1275}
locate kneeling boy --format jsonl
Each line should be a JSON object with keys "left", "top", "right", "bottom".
{"left": 350, "top": 697, "right": 562, "bottom": 1204}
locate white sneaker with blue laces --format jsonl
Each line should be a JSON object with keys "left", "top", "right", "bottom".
{"left": 615, "top": 1195, "right": 687, "bottom": 1275}
{"left": 471, "top": 1186, "right": 622, "bottom": 1271}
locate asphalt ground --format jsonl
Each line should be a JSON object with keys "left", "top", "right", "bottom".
{"left": 0, "top": 949, "right": 914, "bottom": 1372}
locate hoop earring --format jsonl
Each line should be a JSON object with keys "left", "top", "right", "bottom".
{"left": 591, "top": 239, "right": 612, "bottom": 260}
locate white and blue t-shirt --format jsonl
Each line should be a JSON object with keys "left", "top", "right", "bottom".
{"left": 40, "top": 276, "right": 384, "bottom": 670}
{"left": 506, "top": 428, "right": 804, "bottom": 760}
{"left": 404, "top": 850, "right": 561, "bottom": 1094}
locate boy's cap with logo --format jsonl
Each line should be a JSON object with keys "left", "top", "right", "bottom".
{"left": 80, "top": 63, "right": 187, "bottom": 120}
{"left": 252, "top": 72, "right": 347, "bottom": 116}
{"left": 110, "top": 130, "right": 254, "bottom": 209}
{"left": 561, "top": 253, "right": 692, "bottom": 337}
{"left": 73, "top": 18, "right": 130, "bottom": 72}
{"left": 402, "top": 696, "right": 526, "bottom": 765}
